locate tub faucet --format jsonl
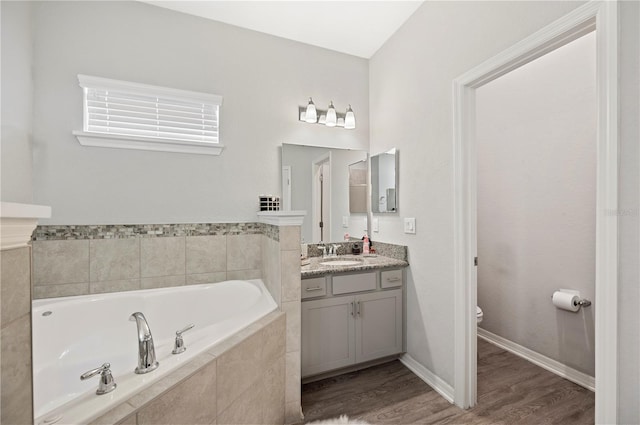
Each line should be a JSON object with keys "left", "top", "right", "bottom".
{"left": 129, "top": 312, "right": 159, "bottom": 374}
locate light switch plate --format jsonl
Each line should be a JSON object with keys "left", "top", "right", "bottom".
{"left": 372, "top": 217, "right": 379, "bottom": 232}
{"left": 404, "top": 217, "right": 416, "bottom": 234}
{"left": 342, "top": 216, "right": 349, "bottom": 228}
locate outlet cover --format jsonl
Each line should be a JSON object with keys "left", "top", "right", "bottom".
{"left": 372, "top": 217, "right": 379, "bottom": 232}
{"left": 404, "top": 217, "right": 416, "bottom": 234}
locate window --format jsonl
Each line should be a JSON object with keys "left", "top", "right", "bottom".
{"left": 73, "top": 75, "right": 224, "bottom": 155}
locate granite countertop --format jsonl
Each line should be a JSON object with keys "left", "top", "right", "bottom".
{"left": 301, "top": 254, "right": 409, "bottom": 278}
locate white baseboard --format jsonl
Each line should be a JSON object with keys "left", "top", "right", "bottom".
{"left": 477, "top": 328, "right": 595, "bottom": 392}
{"left": 400, "top": 354, "right": 454, "bottom": 403}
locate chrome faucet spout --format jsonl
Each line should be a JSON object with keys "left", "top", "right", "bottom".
{"left": 129, "top": 312, "right": 159, "bottom": 374}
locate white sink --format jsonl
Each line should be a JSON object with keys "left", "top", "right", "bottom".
{"left": 320, "top": 258, "right": 364, "bottom": 267}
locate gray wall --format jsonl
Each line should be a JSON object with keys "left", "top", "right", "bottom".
{"left": 30, "top": 1, "right": 369, "bottom": 225}
{"left": 1, "top": 2, "right": 34, "bottom": 203}
{"left": 476, "top": 33, "right": 596, "bottom": 376}
{"left": 370, "top": 1, "right": 639, "bottom": 420}
{"left": 369, "top": 0, "right": 586, "bottom": 387}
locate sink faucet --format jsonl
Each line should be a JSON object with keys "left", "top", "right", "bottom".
{"left": 129, "top": 312, "right": 159, "bottom": 374}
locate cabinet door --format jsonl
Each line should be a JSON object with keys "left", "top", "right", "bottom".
{"left": 302, "top": 296, "right": 356, "bottom": 377}
{"left": 355, "top": 289, "right": 403, "bottom": 363}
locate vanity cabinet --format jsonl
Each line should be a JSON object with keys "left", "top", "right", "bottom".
{"left": 301, "top": 270, "right": 404, "bottom": 378}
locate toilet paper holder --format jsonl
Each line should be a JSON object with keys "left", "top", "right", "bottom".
{"left": 575, "top": 298, "right": 592, "bottom": 307}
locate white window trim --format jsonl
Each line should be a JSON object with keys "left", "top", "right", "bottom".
{"left": 74, "top": 75, "right": 224, "bottom": 156}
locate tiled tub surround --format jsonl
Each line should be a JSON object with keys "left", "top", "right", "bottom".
{"left": 1, "top": 246, "right": 34, "bottom": 425}
{"left": 32, "top": 223, "right": 265, "bottom": 299}
{"left": 261, "top": 225, "right": 303, "bottom": 423}
{"left": 90, "top": 311, "right": 286, "bottom": 425}
{"left": 32, "top": 221, "right": 304, "bottom": 424}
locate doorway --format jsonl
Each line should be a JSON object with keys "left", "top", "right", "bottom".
{"left": 452, "top": 1, "right": 618, "bottom": 423}
{"left": 312, "top": 153, "right": 331, "bottom": 243}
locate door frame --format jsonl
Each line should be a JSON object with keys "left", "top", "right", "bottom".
{"left": 452, "top": 1, "right": 618, "bottom": 423}
{"left": 312, "top": 152, "right": 331, "bottom": 243}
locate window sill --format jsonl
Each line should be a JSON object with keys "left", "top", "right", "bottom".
{"left": 73, "top": 131, "right": 224, "bottom": 156}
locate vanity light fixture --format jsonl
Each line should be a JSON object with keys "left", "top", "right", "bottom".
{"left": 304, "top": 97, "right": 317, "bottom": 123}
{"left": 344, "top": 105, "right": 356, "bottom": 130}
{"left": 298, "top": 99, "right": 356, "bottom": 129}
{"left": 325, "top": 101, "right": 337, "bottom": 127}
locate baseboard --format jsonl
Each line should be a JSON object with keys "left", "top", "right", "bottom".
{"left": 477, "top": 328, "right": 595, "bottom": 392}
{"left": 400, "top": 354, "right": 454, "bottom": 403}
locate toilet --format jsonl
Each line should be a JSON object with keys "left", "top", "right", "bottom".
{"left": 476, "top": 306, "right": 483, "bottom": 324}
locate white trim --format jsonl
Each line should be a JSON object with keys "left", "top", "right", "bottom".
{"left": 0, "top": 202, "right": 52, "bottom": 251}
{"left": 478, "top": 328, "right": 595, "bottom": 392}
{"left": 400, "top": 354, "right": 454, "bottom": 403}
{"left": 77, "top": 74, "right": 223, "bottom": 105}
{"left": 257, "top": 211, "right": 306, "bottom": 226}
{"left": 73, "top": 131, "right": 225, "bottom": 156}
{"left": 452, "top": 1, "right": 618, "bottom": 422}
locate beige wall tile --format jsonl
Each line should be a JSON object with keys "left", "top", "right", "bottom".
{"left": 226, "top": 269, "right": 261, "bottom": 280}
{"left": 262, "top": 313, "right": 286, "bottom": 368}
{"left": 285, "top": 351, "right": 301, "bottom": 408}
{"left": 141, "top": 275, "right": 185, "bottom": 290}
{"left": 1, "top": 247, "right": 31, "bottom": 325}
{"left": 140, "top": 237, "right": 185, "bottom": 278}
{"left": 89, "top": 401, "right": 136, "bottom": 425}
{"left": 285, "top": 401, "right": 303, "bottom": 425}
{"left": 281, "top": 250, "right": 301, "bottom": 302}
{"left": 128, "top": 353, "right": 215, "bottom": 409}
{"left": 90, "top": 279, "right": 141, "bottom": 294}
{"left": 282, "top": 301, "right": 301, "bottom": 353}
{"left": 33, "top": 282, "right": 89, "bottom": 299}
{"left": 263, "top": 356, "right": 286, "bottom": 425}
{"left": 90, "top": 239, "right": 140, "bottom": 282}
{"left": 216, "top": 326, "right": 262, "bottom": 413}
{"left": 137, "top": 361, "right": 217, "bottom": 425}
{"left": 216, "top": 379, "right": 263, "bottom": 425}
{"left": 1, "top": 314, "right": 32, "bottom": 425}
{"left": 186, "top": 272, "right": 227, "bottom": 286}
{"left": 186, "top": 235, "right": 226, "bottom": 274}
{"left": 279, "top": 226, "right": 301, "bottom": 251}
{"left": 227, "top": 234, "right": 261, "bottom": 271}
{"left": 33, "top": 240, "right": 89, "bottom": 285}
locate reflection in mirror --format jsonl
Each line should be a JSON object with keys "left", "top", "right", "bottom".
{"left": 349, "top": 160, "right": 367, "bottom": 213}
{"left": 371, "top": 148, "right": 398, "bottom": 213}
{"left": 281, "top": 143, "right": 368, "bottom": 243}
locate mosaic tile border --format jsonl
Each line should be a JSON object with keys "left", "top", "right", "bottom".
{"left": 32, "top": 223, "right": 265, "bottom": 241}
{"left": 262, "top": 224, "right": 280, "bottom": 242}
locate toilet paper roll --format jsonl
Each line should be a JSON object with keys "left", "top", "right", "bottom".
{"left": 552, "top": 291, "right": 580, "bottom": 312}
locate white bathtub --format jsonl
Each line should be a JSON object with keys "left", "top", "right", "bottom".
{"left": 32, "top": 279, "right": 277, "bottom": 425}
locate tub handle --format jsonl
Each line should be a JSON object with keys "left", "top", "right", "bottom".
{"left": 80, "top": 363, "right": 117, "bottom": 395}
{"left": 172, "top": 324, "right": 195, "bottom": 354}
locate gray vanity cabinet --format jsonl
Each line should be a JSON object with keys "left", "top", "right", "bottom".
{"left": 301, "top": 271, "right": 404, "bottom": 378}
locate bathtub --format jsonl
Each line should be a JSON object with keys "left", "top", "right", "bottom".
{"left": 32, "top": 279, "right": 277, "bottom": 425}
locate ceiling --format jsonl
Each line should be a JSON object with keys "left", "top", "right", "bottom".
{"left": 140, "top": 1, "right": 424, "bottom": 58}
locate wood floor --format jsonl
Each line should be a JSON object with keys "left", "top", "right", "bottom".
{"left": 301, "top": 339, "right": 594, "bottom": 424}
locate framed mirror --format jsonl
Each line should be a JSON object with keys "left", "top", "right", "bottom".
{"left": 371, "top": 148, "right": 398, "bottom": 213}
{"left": 281, "top": 143, "right": 368, "bottom": 243}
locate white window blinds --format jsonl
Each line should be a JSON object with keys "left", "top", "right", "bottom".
{"left": 78, "top": 75, "right": 222, "bottom": 145}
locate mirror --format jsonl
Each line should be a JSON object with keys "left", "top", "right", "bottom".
{"left": 281, "top": 143, "right": 368, "bottom": 243}
{"left": 371, "top": 148, "right": 398, "bottom": 213}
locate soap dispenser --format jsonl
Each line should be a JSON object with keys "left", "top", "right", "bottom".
{"left": 363, "top": 232, "right": 370, "bottom": 255}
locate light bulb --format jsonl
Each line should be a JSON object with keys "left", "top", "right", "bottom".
{"left": 305, "top": 97, "right": 317, "bottom": 123}
{"left": 344, "top": 104, "right": 356, "bottom": 129}
{"left": 325, "top": 101, "right": 337, "bottom": 127}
